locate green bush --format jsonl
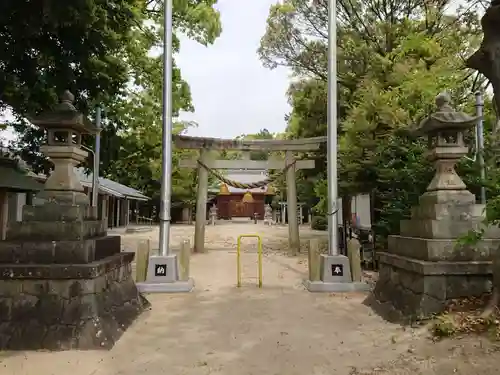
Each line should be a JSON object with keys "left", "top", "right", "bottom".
{"left": 311, "top": 216, "right": 327, "bottom": 231}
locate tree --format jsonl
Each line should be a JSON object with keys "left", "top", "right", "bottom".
{"left": 237, "top": 128, "right": 275, "bottom": 160}
{"left": 1, "top": 0, "right": 222, "bottom": 209}
{"left": 218, "top": 128, "right": 277, "bottom": 161}
{"left": 466, "top": 0, "right": 500, "bottom": 130}
{"left": 259, "top": 0, "right": 486, "bottom": 243}
{"left": 458, "top": 0, "right": 500, "bottom": 317}
{"left": 0, "top": 0, "right": 221, "bottom": 114}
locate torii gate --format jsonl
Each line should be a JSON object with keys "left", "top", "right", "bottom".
{"left": 175, "top": 135, "right": 326, "bottom": 255}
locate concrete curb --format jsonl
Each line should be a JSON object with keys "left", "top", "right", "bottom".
{"left": 137, "top": 278, "right": 195, "bottom": 293}
{"left": 303, "top": 279, "right": 371, "bottom": 293}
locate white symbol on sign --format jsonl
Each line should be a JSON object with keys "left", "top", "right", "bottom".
{"left": 156, "top": 266, "right": 166, "bottom": 275}
{"left": 333, "top": 266, "right": 342, "bottom": 274}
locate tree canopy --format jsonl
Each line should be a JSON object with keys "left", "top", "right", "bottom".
{"left": 0, "top": 0, "right": 222, "bottom": 209}
{"left": 259, "top": 0, "right": 494, "bottom": 244}
{"left": 2, "top": 0, "right": 499, "bottom": 235}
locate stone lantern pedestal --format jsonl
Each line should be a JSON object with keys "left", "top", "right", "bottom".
{"left": 374, "top": 93, "right": 500, "bottom": 318}
{"left": 0, "top": 92, "right": 149, "bottom": 350}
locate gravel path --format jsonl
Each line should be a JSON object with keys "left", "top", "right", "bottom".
{"left": 1, "top": 222, "right": 499, "bottom": 375}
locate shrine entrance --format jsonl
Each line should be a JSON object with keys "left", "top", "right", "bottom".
{"left": 175, "top": 135, "right": 325, "bottom": 255}
{"left": 229, "top": 199, "right": 253, "bottom": 218}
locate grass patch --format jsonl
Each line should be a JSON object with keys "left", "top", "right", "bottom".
{"left": 430, "top": 295, "right": 500, "bottom": 340}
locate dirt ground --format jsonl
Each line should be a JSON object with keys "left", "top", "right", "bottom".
{"left": 1, "top": 221, "right": 500, "bottom": 375}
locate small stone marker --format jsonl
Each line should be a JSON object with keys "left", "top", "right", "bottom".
{"left": 347, "top": 238, "right": 363, "bottom": 282}
{"left": 179, "top": 239, "right": 191, "bottom": 281}
{"left": 308, "top": 238, "right": 321, "bottom": 281}
{"left": 155, "top": 264, "right": 167, "bottom": 276}
{"left": 135, "top": 239, "right": 151, "bottom": 282}
{"left": 138, "top": 251, "right": 195, "bottom": 292}
{"left": 331, "top": 264, "right": 344, "bottom": 276}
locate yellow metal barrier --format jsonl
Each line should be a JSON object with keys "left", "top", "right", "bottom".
{"left": 237, "top": 234, "right": 263, "bottom": 288}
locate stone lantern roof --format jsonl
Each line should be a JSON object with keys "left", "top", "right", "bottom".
{"left": 30, "top": 90, "right": 99, "bottom": 135}
{"left": 417, "top": 92, "right": 480, "bottom": 134}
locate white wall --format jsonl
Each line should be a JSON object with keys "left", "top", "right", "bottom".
{"left": 7, "top": 192, "right": 25, "bottom": 222}
{"left": 16, "top": 193, "right": 25, "bottom": 222}
{"left": 352, "top": 194, "right": 371, "bottom": 229}
{"left": 336, "top": 194, "right": 371, "bottom": 229}
{"left": 6, "top": 192, "right": 26, "bottom": 222}
{"left": 336, "top": 198, "right": 343, "bottom": 225}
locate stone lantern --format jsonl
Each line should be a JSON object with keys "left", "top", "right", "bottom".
{"left": 0, "top": 90, "right": 149, "bottom": 351}
{"left": 373, "top": 91, "right": 499, "bottom": 318}
{"left": 418, "top": 92, "right": 480, "bottom": 193}
{"left": 31, "top": 90, "right": 98, "bottom": 206}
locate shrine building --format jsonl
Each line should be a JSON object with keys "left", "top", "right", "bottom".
{"left": 213, "top": 169, "right": 275, "bottom": 219}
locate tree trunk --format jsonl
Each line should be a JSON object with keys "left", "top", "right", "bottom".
{"left": 481, "top": 288, "right": 499, "bottom": 318}
{"left": 342, "top": 195, "right": 353, "bottom": 253}
{"left": 467, "top": 0, "right": 500, "bottom": 319}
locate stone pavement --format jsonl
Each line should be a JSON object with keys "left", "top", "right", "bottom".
{"left": 0, "top": 222, "right": 493, "bottom": 375}
{"left": 114, "top": 220, "right": 329, "bottom": 255}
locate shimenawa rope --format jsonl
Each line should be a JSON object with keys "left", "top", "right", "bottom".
{"left": 196, "top": 159, "right": 296, "bottom": 189}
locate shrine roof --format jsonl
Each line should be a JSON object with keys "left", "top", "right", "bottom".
{"left": 0, "top": 157, "right": 43, "bottom": 192}
{"left": 30, "top": 167, "right": 150, "bottom": 201}
{"left": 75, "top": 168, "right": 149, "bottom": 201}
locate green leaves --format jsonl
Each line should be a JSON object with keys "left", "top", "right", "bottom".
{"left": 1, "top": 0, "right": 222, "bottom": 208}
{"left": 260, "top": 0, "right": 486, "bottom": 244}
{"left": 0, "top": 0, "right": 144, "bottom": 115}
{"left": 173, "top": 0, "right": 221, "bottom": 45}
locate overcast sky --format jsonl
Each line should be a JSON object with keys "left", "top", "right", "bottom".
{"left": 0, "top": 0, "right": 290, "bottom": 144}
{"left": 177, "top": 0, "right": 291, "bottom": 138}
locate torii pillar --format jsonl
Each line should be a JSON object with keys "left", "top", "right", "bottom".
{"left": 181, "top": 156, "right": 315, "bottom": 254}
{"left": 194, "top": 149, "right": 210, "bottom": 253}
{"left": 175, "top": 135, "right": 325, "bottom": 254}
{"left": 286, "top": 151, "right": 300, "bottom": 255}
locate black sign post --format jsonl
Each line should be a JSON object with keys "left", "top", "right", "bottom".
{"left": 155, "top": 264, "right": 167, "bottom": 276}
{"left": 331, "top": 264, "right": 343, "bottom": 277}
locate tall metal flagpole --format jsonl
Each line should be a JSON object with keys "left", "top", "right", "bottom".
{"left": 475, "top": 91, "right": 486, "bottom": 204}
{"left": 159, "top": 0, "right": 173, "bottom": 256}
{"left": 327, "top": 0, "right": 338, "bottom": 256}
{"left": 91, "top": 106, "right": 101, "bottom": 209}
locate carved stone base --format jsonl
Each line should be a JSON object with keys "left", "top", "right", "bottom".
{"left": 35, "top": 189, "right": 90, "bottom": 207}
{"left": 374, "top": 252, "right": 492, "bottom": 318}
{"left": 0, "top": 253, "right": 150, "bottom": 350}
{"left": 387, "top": 235, "right": 500, "bottom": 262}
{"left": 0, "top": 235, "right": 121, "bottom": 264}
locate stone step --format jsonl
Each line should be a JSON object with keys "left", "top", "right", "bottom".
{"left": 0, "top": 235, "right": 121, "bottom": 264}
